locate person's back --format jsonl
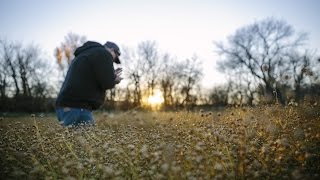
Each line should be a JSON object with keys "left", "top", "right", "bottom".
{"left": 56, "top": 41, "right": 122, "bottom": 127}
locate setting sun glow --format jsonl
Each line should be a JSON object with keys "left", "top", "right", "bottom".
{"left": 146, "top": 90, "right": 164, "bottom": 106}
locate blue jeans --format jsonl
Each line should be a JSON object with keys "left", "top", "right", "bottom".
{"left": 56, "top": 107, "right": 94, "bottom": 127}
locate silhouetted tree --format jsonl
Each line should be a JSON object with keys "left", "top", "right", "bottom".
{"left": 123, "top": 41, "right": 170, "bottom": 107}
{"left": 285, "top": 50, "right": 317, "bottom": 102}
{"left": 177, "top": 55, "right": 203, "bottom": 107}
{"left": 0, "top": 39, "right": 20, "bottom": 97}
{"left": 159, "top": 54, "right": 176, "bottom": 106}
{"left": 0, "top": 40, "right": 11, "bottom": 99}
{"left": 209, "top": 84, "right": 230, "bottom": 106}
{"left": 122, "top": 46, "right": 143, "bottom": 106}
{"left": 138, "top": 41, "right": 159, "bottom": 98}
{"left": 216, "top": 17, "right": 308, "bottom": 105}
{"left": 0, "top": 39, "right": 53, "bottom": 111}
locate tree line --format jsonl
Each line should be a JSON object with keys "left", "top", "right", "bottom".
{"left": 0, "top": 39, "right": 55, "bottom": 112}
{"left": 1, "top": 17, "right": 319, "bottom": 112}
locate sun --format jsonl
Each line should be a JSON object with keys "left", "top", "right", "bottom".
{"left": 146, "top": 90, "right": 164, "bottom": 107}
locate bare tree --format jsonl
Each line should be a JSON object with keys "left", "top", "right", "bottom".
{"left": 54, "top": 32, "right": 86, "bottom": 76}
{"left": 216, "top": 17, "right": 308, "bottom": 105}
{"left": 121, "top": 41, "right": 162, "bottom": 107}
{"left": 1, "top": 40, "right": 20, "bottom": 97}
{"left": 159, "top": 53, "right": 177, "bottom": 106}
{"left": 0, "top": 39, "right": 12, "bottom": 98}
{"left": 0, "top": 38, "right": 54, "bottom": 111}
{"left": 0, "top": 67, "right": 7, "bottom": 99}
{"left": 208, "top": 84, "right": 230, "bottom": 106}
{"left": 284, "top": 50, "right": 316, "bottom": 102}
{"left": 138, "top": 41, "right": 159, "bottom": 97}
{"left": 16, "top": 44, "right": 36, "bottom": 97}
{"left": 309, "top": 57, "right": 320, "bottom": 98}
{"left": 122, "top": 46, "right": 143, "bottom": 106}
{"left": 177, "top": 55, "right": 203, "bottom": 107}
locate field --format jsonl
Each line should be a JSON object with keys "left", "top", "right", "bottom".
{"left": 1, "top": 105, "right": 320, "bottom": 179}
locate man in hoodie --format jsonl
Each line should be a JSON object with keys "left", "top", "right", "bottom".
{"left": 55, "top": 41, "right": 123, "bottom": 127}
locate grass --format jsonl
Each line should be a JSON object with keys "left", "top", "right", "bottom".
{"left": 0, "top": 104, "right": 319, "bottom": 179}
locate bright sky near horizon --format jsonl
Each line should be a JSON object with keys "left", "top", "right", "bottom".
{"left": 1, "top": 0, "right": 319, "bottom": 88}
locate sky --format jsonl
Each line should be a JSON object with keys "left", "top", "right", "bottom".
{"left": 1, "top": 0, "right": 319, "bottom": 88}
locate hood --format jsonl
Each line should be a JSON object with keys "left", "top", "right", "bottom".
{"left": 74, "top": 41, "right": 103, "bottom": 56}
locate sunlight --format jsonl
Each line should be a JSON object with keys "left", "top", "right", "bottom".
{"left": 146, "top": 90, "right": 164, "bottom": 107}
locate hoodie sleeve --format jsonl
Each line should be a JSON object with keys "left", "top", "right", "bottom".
{"left": 91, "top": 48, "right": 116, "bottom": 90}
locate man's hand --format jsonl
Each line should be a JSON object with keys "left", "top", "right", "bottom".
{"left": 115, "top": 67, "right": 122, "bottom": 75}
{"left": 115, "top": 68, "right": 123, "bottom": 84}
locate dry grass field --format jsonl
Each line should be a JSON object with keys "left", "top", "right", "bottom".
{"left": 0, "top": 105, "right": 319, "bottom": 179}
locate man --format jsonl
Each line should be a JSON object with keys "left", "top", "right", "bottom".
{"left": 55, "top": 41, "right": 123, "bottom": 127}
